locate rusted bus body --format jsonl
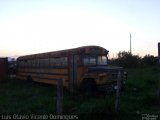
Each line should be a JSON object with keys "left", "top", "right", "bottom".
{"left": 17, "top": 68, "right": 68, "bottom": 85}
{"left": 16, "top": 46, "right": 124, "bottom": 91}
{"left": 0, "top": 58, "right": 8, "bottom": 78}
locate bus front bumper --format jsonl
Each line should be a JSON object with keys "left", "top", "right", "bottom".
{"left": 97, "top": 84, "right": 117, "bottom": 92}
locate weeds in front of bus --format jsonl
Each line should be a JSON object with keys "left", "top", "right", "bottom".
{"left": 0, "top": 67, "right": 160, "bottom": 119}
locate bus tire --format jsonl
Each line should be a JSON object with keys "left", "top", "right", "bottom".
{"left": 27, "top": 75, "right": 32, "bottom": 81}
{"left": 81, "top": 79, "right": 97, "bottom": 94}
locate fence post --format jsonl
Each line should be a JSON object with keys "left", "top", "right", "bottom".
{"left": 57, "top": 78, "right": 63, "bottom": 115}
{"left": 115, "top": 71, "right": 121, "bottom": 112}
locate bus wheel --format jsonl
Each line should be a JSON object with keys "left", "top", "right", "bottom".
{"left": 81, "top": 79, "right": 97, "bottom": 94}
{"left": 27, "top": 75, "right": 32, "bottom": 81}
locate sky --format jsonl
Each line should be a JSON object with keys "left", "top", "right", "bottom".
{"left": 0, "top": 0, "right": 160, "bottom": 58}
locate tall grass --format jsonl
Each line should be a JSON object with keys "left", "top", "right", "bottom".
{"left": 0, "top": 78, "right": 57, "bottom": 114}
{"left": 122, "top": 67, "right": 160, "bottom": 113}
{"left": 0, "top": 67, "right": 160, "bottom": 119}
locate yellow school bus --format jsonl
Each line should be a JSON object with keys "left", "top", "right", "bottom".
{"left": 16, "top": 46, "right": 124, "bottom": 92}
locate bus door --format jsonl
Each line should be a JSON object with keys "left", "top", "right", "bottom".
{"left": 69, "top": 55, "right": 78, "bottom": 92}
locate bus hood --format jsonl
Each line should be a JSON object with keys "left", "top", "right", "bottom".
{"left": 87, "top": 66, "right": 126, "bottom": 91}
{"left": 88, "top": 66, "right": 123, "bottom": 73}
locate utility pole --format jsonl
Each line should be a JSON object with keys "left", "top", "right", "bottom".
{"left": 130, "top": 33, "right": 132, "bottom": 54}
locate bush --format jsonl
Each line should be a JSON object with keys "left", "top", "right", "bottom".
{"left": 142, "top": 55, "right": 158, "bottom": 66}
{"left": 110, "top": 51, "right": 141, "bottom": 68}
{"left": 143, "top": 93, "right": 160, "bottom": 106}
{"left": 109, "top": 51, "right": 158, "bottom": 68}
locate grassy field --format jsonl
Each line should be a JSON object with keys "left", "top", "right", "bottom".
{"left": 0, "top": 67, "right": 160, "bottom": 120}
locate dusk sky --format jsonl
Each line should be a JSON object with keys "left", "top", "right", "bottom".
{"left": 0, "top": 0, "right": 160, "bottom": 58}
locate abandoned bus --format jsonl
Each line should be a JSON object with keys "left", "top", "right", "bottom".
{"left": 16, "top": 46, "right": 124, "bottom": 92}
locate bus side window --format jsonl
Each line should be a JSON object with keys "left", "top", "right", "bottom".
{"left": 50, "top": 57, "right": 67, "bottom": 67}
{"left": 43, "top": 59, "right": 49, "bottom": 68}
{"left": 41, "top": 59, "right": 46, "bottom": 68}
{"left": 18, "top": 61, "right": 23, "bottom": 68}
{"left": 21, "top": 61, "right": 24, "bottom": 68}
{"left": 34, "top": 59, "right": 38, "bottom": 68}
{"left": 33, "top": 60, "right": 37, "bottom": 68}
{"left": 62, "top": 57, "right": 68, "bottom": 66}
{"left": 50, "top": 58, "right": 55, "bottom": 67}
{"left": 24, "top": 60, "right": 27, "bottom": 67}
{"left": 39, "top": 59, "right": 42, "bottom": 68}
{"left": 28, "top": 60, "right": 31, "bottom": 68}
{"left": 37, "top": 59, "right": 40, "bottom": 68}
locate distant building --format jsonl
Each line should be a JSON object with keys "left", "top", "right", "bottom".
{"left": 0, "top": 57, "right": 8, "bottom": 78}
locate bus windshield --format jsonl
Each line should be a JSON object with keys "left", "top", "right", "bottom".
{"left": 83, "top": 55, "right": 107, "bottom": 65}
{"left": 98, "top": 56, "right": 107, "bottom": 65}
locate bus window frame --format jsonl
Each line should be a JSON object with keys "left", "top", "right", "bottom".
{"left": 82, "top": 55, "right": 97, "bottom": 66}
{"left": 50, "top": 56, "right": 68, "bottom": 68}
{"left": 82, "top": 55, "right": 108, "bottom": 66}
{"left": 97, "top": 55, "right": 107, "bottom": 65}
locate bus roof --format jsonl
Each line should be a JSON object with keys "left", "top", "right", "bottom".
{"left": 17, "top": 46, "right": 109, "bottom": 61}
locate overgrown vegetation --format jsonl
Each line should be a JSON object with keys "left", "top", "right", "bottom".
{"left": 110, "top": 51, "right": 158, "bottom": 68}
{"left": 0, "top": 66, "right": 160, "bottom": 120}
{"left": 0, "top": 78, "right": 57, "bottom": 114}
{"left": 0, "top": 52, "right": 160, "bottom": 119}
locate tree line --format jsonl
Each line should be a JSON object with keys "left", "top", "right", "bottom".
{"left": 109, "top": 51, "right": 159, "bottom": 68}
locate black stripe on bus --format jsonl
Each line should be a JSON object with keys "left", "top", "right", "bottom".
{"left": 17, "top": 71, "right": 68, "bottom": 76}
{"left": 17, "top": 74, "right": 66, "bottom": 81}
{"left": 17, "top": 66, "right": 68, "bottom": 69}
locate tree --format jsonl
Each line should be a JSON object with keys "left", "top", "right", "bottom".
{"left": 110, "top": 51, "right": 141, "bottom": 68}
{"left": 109, "top": 51, "right": 158, "bottom": 68}
{"left": 142, "top": 55, "right": 158, "bottom": 66}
